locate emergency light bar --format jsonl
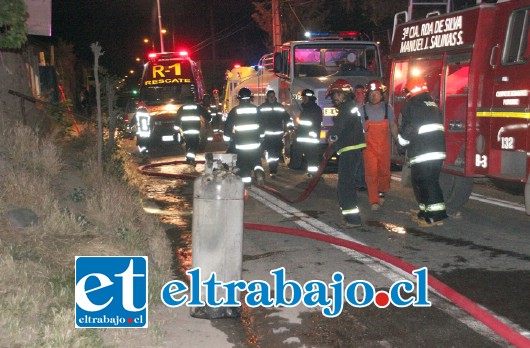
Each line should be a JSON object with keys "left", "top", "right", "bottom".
{"left": 147, "top": 51, "right": 189, "bottom": 62}
{"left": 304, "top": 31, "right": 362, "bottom": 41}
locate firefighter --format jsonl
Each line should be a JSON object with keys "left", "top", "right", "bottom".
{"left": 203, "top": 93, "right": 223, "bottom": 141}
{"left": 398, "top": 77, "right": 448, "bottom": 227}
{"left": 176, "top": 96, "right": 211, "bottom": 165}
{"left": 326, "top": 79, "right": 366, "bottom": 227}
{"left": 359, "top": 80, "right": 399, "bottom": 211}
{"left": 224, "top": 87, "right": 265, "bottom": 186}
{"left": 296, "top": 89, "right": 323, "bottom": 178}
{"left": 258, "top": 90, "right": 291, "bottom": 177}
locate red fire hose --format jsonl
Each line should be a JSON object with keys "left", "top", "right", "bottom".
{"left": 137, "top": 155, "right": 529, "bottom": 347}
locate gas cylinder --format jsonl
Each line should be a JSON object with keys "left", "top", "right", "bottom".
{"left": 190, "top": 166, "right": 244, "bottom": 319}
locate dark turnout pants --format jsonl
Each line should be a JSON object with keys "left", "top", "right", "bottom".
{"left": 337, "top": 149, "right": 362, "bottom": 214}
{"left": 263, "top": 134, "right": 283, "bottom": 173}
{"left": 184, "top": 134, "right": 200, "bottom": 160}
{"left": 411, "top": 159, "right": 448, "bottom": 221}
{"left": 236, "top": 148, "right": 262, "bottom": 182}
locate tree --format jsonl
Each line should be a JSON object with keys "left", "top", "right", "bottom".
{"left": 0, "top": 0, "right": 27, "bottom": 49}
{"left": 252, "top": 0, "right": 330, "bottom": 51}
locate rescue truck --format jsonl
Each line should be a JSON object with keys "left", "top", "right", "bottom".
{"left": 388, "top": 0, "right": 530, "bottom": 213}
{"left": 272, "top": 32, "right": 384, "bottom": 168}
{"left": 135, "top": 51, "right": 205, "bottom": 152}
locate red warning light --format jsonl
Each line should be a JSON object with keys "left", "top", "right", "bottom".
{"left": 234, "top": 64, "right": 241, "bottom": 68}
{"left": 178, "top": 51, "right": 188, "bottom": 57}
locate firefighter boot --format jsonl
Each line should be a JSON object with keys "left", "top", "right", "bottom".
{"left": 344, "top": 214, "right": 362, "bottom": 227}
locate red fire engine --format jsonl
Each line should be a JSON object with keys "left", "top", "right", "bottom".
{"left": 389, "top": 0, "right": 530, "bottom": 214}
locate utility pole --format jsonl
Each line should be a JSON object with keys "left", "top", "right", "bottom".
{"left": 209, "top": 2, "right": 217, "bottom": 60}
{"left": 156, "top": 0, "right": 165, "bottom": 52}
{"left": 272, "top": 0, "right": 282, "bottom": 47}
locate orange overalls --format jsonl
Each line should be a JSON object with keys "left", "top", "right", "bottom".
{"left": 363, "top": 106, "right": 391, "bottom": 205}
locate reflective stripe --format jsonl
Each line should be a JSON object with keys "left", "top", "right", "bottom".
{"left": 337, "top": 143, "right": 366, "bottom": 154}
{"left": 297, "top": 137, "right": 319, "bottom": 144}
{"left": 173, "top": 125, "right": 180, "bottom": 130}
{"left": 260, "top": 107, "right": 273, "bottom": 112}
{"left": 264, "top": 130, "right": 284, "bottom": 135}
{"left": 342, "top": 207, "right": 360, "bottom": 215}
{"left": 183, "top": 105, "right": 197, "bottom": 110}
{"left": 181, "top": 115, "right": 201, "bottom": 121}
{"left": 223, "top": 135, "right": 231, "bottom": 142}
{"left": 267, "top": 157, "right": 279, "bottom": 163}
{"left": 186, "top": 152, "right": 196, "bottom": 158}
{"left": 419, "top": 204, "right": 426, "bottom": 211}
{"left": 409, "top": 152, "right": 446, "bottom": 164}
{"left": 286, "top": 122, "right": 294, "bottom": 127}
{"left": 183, "top": 130, "right": 200, "bottom": 135}
{"left": 307, "top": 166, "right": 318, "bottom": 173}
{"left": 418, "top": 124, "right": 444, "bottom": 134}
{"left": 398, "top": 134, "right": 410, "bottom": 146}
{"left": 242, "top": 177, "right": 252, "bottom": 183}
{"left": 237, "top": 107, "right": 257, "bottom": 115}
{"left": 298, "top": 120, "right": 313, "bottom": 126}
{"left": 426, "top": 202, "right": 446, "bottom": 212}
{"left": 350, "top": 107, "right": 359, "bottom": 114}
{"left": 254, "top": 165, "right": 264, "bottom": 171}
{"left": 235, "top": 124, "right": 260, "bottom": 131}
{"left": 273, "top": 107, "right": 286, "bottom": 112}
{"left": 236, "top": 143, "right": 261, "bottom": 150}
{"left": 308, "top": 131, "right": 317, "bottom": 138}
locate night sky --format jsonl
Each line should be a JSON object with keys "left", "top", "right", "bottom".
{"left": 51, "top": 0, "right": 265, "bottom": 78}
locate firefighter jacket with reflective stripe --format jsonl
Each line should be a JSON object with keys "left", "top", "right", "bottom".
{"left": 258, "top": 101, "right": 291, "bottom": 134}
{"left": 398, "top": 92, "right": 446, "bottom": 165}
{"left": 328, "top": 101, "right": 366, "bottom": 154}
{"left": 297, "top": 100, "right": 323, "bottom": 144}
{"left": 223, "top": 103, "right": 262, "bottom": 150}
{"left": 176, "top": 103, "right": 211, "bottom": 135}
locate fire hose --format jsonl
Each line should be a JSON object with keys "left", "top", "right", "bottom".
{"left": 137, "top": 154, "right": 529, "bottom": 347}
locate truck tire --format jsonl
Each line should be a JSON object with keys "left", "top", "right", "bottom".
{"left": 524, "top": 174, "right": 530, "bottom": 215}
{"left": 440, "top": 172, "right": 473, "bottom": 209}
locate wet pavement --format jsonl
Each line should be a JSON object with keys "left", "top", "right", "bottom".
{"left": 129, "top": 142, "right": 529, "bottom": 347}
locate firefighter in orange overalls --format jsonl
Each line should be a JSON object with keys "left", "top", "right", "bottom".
{"left": 359, "top": 80, "right": 399, "bottom": 211}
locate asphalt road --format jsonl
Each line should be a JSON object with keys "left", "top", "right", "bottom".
{"left": 132, "top": 140, "right": 530, "bottom": 347}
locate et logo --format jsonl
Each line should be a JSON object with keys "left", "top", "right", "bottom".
{"left": 75, "top": 256, "right": 148, "bottom": 328}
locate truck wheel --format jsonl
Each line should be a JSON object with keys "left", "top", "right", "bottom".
{"left": 287, "top": 142, "right": 304, "bottom": 170}
{"left": 440, "top": 172, "right": 473, "bottom": 209}
{"left": 524, "top": 174, "right": 530, "bottom": 215}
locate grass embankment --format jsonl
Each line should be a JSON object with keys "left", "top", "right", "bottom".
{"left": 0, "top": 123, "right": 173, "bottom": 346}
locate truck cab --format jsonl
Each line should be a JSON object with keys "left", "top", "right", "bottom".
{"left": 272, "top": 32, "right": 384, "bottom": 168}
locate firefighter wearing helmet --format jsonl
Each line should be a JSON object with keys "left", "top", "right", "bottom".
{"left": 398, "top": 76, "right": 448, "bottom": 227}
{"left": 326, "top": 79, "right": 366, "bottom": 227}
{"left": 359, "top": 80, "right": 399, "bottom": 211}
{"left": 206, "top": 91, "right": 224, "bottom": 141}
{"left": 295, "top": 88, "right": 323, "bottom": 177}
{"left": 223, "top": 87, "right": 265, "bottom": 186}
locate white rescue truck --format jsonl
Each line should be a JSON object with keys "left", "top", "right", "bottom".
{"left": 273, "top": 32, "right": 385, "bottom": 168}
